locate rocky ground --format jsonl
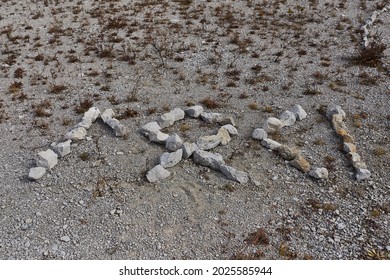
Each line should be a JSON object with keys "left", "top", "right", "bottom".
{"left": 0, "top": 0, "right": 389, "bottom": 260}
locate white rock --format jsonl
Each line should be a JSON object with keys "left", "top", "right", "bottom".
{"left": 197, "top": 135, "right": 221, "bottom": 150}
{"left": 218, "top": 116, "right": 236, "bottom": 126}
{"left": 146, "top": 165, "right": 171, "bottom": 182}
{"left": 309, "top": 167, "right": 329, "bottom": 179}
{"left": 185, "top": 105, "right": 204, "bottom": 118}
{"left": 349, "top": 152, "right": 361, "bottom": 164}
{"left": 263, "top": 117, "right": 282, "bottom": 133}
{"left": 166, "top": 133, "right": 183, "bottom": 151}
{"left": 221, "top": 124, "right": 238, "bottom": 135}
{"left": 149, "top": 131, "right": 170, "bottom": 144}
{"left": 78, "top": 107, "right": 101, "bottom": 129}
{"left": 65, "top": 127, "right": 87, "bottom": 141}
{"left": 160, "top": 149, "right": 183, "bottom": 168}
{"left": 356, "top": 168, "right": 371, "bottom": 181}
{"left": 60, "top": 236, "right": 71, "bottom": 242}
{"left": 171, "top": 108, "right": 185, "bottom": 121}
{"left": 28, "top": 167, "right": 46, "bottom": 181}
{"left": 326, "top": 104, "right": 346, "bottom": 120}
{"left": 343, "top": 142, "right": 356, "bottom": 153}
{"left": 55, "top": 140, "right": 72, "bottom": 157}
{"left": 279, "top": 110, "right": 296, "bottom": 127}
{"left": 200, "top": 112, "right": 223, "bottom": 123}
{"left": 157, "top": 112, "right": 176, "bottom": 128}
{"left": 217, "top": 127, "right": 231, "bottom": 145}
{"left": 101, "top": 109, "right": 114, "bottom": 123}
{"left": 112, "top": 123, "right": 129, "bottom": 137}
{"left": 290, "top": 104, "right": 307, "bottom": 121}
{"left": 102, "top": 112, "right": 129, "bottom": 137}
{"left": 219, "top": 164, "right": 249, "bottom": 184}
{"left": 182, "top": 142, "right": 198, "bottom": 159}
{"left": 252, "top": 128, "right": 268, "bottom": 140}
{"left": 261, "top": 138, "right": 282, "bottom": 150}
{"left": 36, "top": 149, "right": 58, "bottom": 170}
{"left": 193, "top": 150, "right": 224, "bottom": 170}
{"left": 140, "top": 122, "right": 161, "bottom": 137}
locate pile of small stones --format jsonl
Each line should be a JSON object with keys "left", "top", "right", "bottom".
{"left": 326, "top": 104, "right": 371, "bottom": 181}
{"left": 141, "top": 105, "right": 249, "bottom": 183}
{"left": 28, "top": 107, "right": 128, "bottom": 180}
{"left": 252, "top": 104, "right": 329, "bottom": 180}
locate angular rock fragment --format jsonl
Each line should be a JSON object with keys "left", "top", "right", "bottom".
{"left": 326, "top": 104, "right": 346, "bottom": 120}
{"left": 252, "top": 128, "right": 268, "bottom": 141}
{"left": 55, "top": 140, "right": 72, "bottom": 157}
{"left": 200, "top": 112, "right": 223, "bottom": 123}
{"left": 37, "top": 149, "right": 58, "bottom": 170}
{"left": 140, "top": 122, "right": 161, "bottom": 137}
{"left": 146, "top": 165, "right": 171, "bottom": 183}
{"left": 197, "top": 135, "right": 221, "bottom": 150}
{"left": 289, "top": 155, "right": 310, "bottom": 173}
{"left": 263, "top": 117, "right": 282, "bottom": 133}
{"left": 218, "top": 116, "right": 236, "bottom": 127}
{"left": 278, "top": 145, "right": 300, "bottom": 160}
{"left": 182, "top": 142, "right": 198, "bottom": 159}
{"left": 309, "top": 167, "right": 329, "bottom": 179}
{"left": 356, "top": 168, "right": 371, "bottom": 181}
{"left": 217, "top": 127, "right": 231, "bottom": 145}
{"left": 28, "top": 167, "right": 46, "bottom": 181}
{"left": 171, "top": 108, "right": 185, "bottom": 121}
{"left": 279, "top": 110, "right": 296, "bottom": 127}
{"left": 149, "top": 131, "right": 169, "bottom": 144}
{"left": 101, "top": 109, "right": 129, "bottom": 137}
{"left": 343, "top": 143, "right": 357, "bottom": 153}
{"left": 101, "top": 108, "right": 114, "bottom": 123}
{"left": 261, "top": 138, "right": 282, "bottom": 150}
{"left": 342, "top": 134, "right": 354, "bottom": 144}
{"left": 77, "top": 107, "right": 101, "bottom": 129}
{"left": 221, "top": 124, "right": 238, "bottom": 136}
{"left": 290, "top": 104, "right": 307, "bottom": 121}
{"left": 160, "top": 149, "right": 183, "bottom": 168}
{"left": 219, "top": 164, "right": 249, "bottom": 184}
{"left": 185, "top": 105, "right": 204, "bottom": 118}
{"left": 166, "top": 133, "right": 183, "bottom": 151}
{"left": 65, "top": 127, "right": 87, "bottom": 141}
{"left": 156, "top": 111, "right": 176, "bottom": 128}
{"left": 193, "top": 150, "right": 224, "bottom": 170}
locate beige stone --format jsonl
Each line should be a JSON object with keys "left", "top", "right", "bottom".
{"left": 289, "top": 155, "right": 311, "bottom": 173}
{"left": 278, "top": 145, "right": 300, "bottom": 160}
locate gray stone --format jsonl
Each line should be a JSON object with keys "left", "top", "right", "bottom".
{"left": 166, "top": 133, "right": 183, "bottom": 151}
{"left": 326, "top": 104, "right": 346, "bottom": 120}
{"left": 149, "top": 131, "right": 170, "bottom": 144}
{"left": 217, "top": 127, "right": 231, "bottom": 145}
{"left": 112, "top": 123, "right": 129, "bottom": 137}
{"left": 55, "top": 140, "right": 72, "bottom": 157}
{"left": 343, "top": 142, "right": 357, "bottom": 153}
{"left": 60, "top": 236, "right": 71, "bottom": 242}
{"left": 182, "top": 142, "right": 198, "bottom": 159}
{"left": 65, "top": 127, "right": 87, "bottom": 141}
{"left": 218, "top": 116, "right": 236, "bottom": 127}
{"left": 160, "top": 149, "right": 183, "bottom": 168}
{"left": 278, "top": 145, "right": 300, "bottom": 160}
{"left": 353, "top": 160, "right": 367, "bottom": 169}
{"left": 221, "top": 124, "right": 238, "bottom": 135}
{"left": 219, "top": 164, "right": 249, "bottom": 184}
{"left": 309, "top": 167, "right": 329, "bottom": 179}
{"left": 36, "top": 149, "right": 58, "bottom": 170}
{"left": 185, "top": 105, "right": 204, "bottom": 118}
{"left": 102, "top": 113, "right": 129, "bottom": 137}
{"left": 146, "top": 165, "right": 171, "bottom": 182}
{"left": 197, "top": 135, "right": 221, "bottom": 150}
{"left": 78, "top": 107, "right": 101, "bottom": 129}
{"left": 349, "top": 152, "right": 361, "bottom": 164}
{"left": 193, "top": 150, "right": 224, "bottom": 170}
{"left": 200, "top": 112, "right": 223, "bottom": 123}
{"left": 261, "top": 138, "right": 282, "bottom": 150}
{"left": 252, "top": 128, "right": 268, "bottom": 140}
{"left": 157, "top": 112, "right": 176, "bottom": 128}
{"left": 28, "top": 167, "right": 46, "bottom": 181}
{"left": 140, "top": 122, "right": 161, "bottom": 137}
{"left": 356, "top": 168, "right": 371, "bottom": 181}
{"left": 263, "top": 117, "right": 282, "bottom": 133}
{"left": 290, "top": 104, "right": 307, "bottom": 121}
{"left": 171, "top": 108, "right": 185, "bottom": 121}
{"left": 101, "top": 108, "right": 114, "bottom": 123}
{"left": 279, "top": 110, "right": 296, "bottom": 127}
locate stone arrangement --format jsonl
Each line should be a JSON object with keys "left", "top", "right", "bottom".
{"left": 28, "top": 107, "right": 127, "bottom": 181}
{"left": 252, "top": 104, "right": 329, "bottom": 180}
{"left": 361, "top": 5, "right": 389, "bottom": 47}
{"left": 141, "top": 106, "right": 248, "bottom": 184}
{"left": 326, "top": 105, "right": 371, "bottom": 181}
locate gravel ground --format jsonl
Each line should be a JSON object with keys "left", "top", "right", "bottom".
{"left": 0, "top": 0, "right": 389, "bottom": 260}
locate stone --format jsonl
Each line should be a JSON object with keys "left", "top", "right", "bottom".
{"left": 278, "top": 145, "right": 300, "bottom": 160}
{"left": 160, "top": 149, "right": 183, "bottom": 168}
{"left": 65, "top": 127, "right": 87, "bottom": 141}
{"left": 172, "top": 108, "right": 185, "bottom": 121}
{"left": 200, "top": 112, "right": 223, "bottom": 123}
{"left": 343, "top": 143, "right": 357, "bottom": 153}
{"left": 218, "top": 116, "right": 236, "bottom": 127}
{"left": 348, "top": 152, "right": 361, "bottom": 163}
{"left": 156, "top": 112, "right": 176, "bottom": 128}
{"left": 353, "top": 161, "right": 367, "bottom": 169}
{"left": 263, "top": 117, "right": 282, "bottom": 133}
{"left": 279, "top": 110, "right": 296, "bottom": 127}
{"left": 335, "top": 128, "right": 348, "bottom": 137}
{"left": 309, "top": 167, "right": 329, "bottom": 179}
{"left": 28, "top": 167, "right": 46, "bottom": 181}
{"left": 290, "top": 104, "right": 307, "bottom": 120}
{"left": 342, "top": 134, "right": 354, "bottom": 143}
{"left": 185, "top": 105, "right": 204, "bottom": 118}
{"left": 182, "top": 142, "right": 198, "bottom": 159}
{"left": 112, "top": 124, "right": 129, "bottom": 137}
{"left": 193, "top": 150, "right": 224, "bottom": 170}
{"left": 103, "top": 115, "right": 129, "bottom": 137}
{"left": 36, "top": 149, "right": 58, "bottom": 170}
{"left": 60, "top": 236, "right": 71, "bottom": 242}
{"left": 221, "top": 124, "right": 238, "bottom": 135}
{"left": 356, "top": 168, "right": 371, "bottom": 181}
{"left": 149, "top": 131, "right": 170, "bottom": 144}
{"left": 146, "top": 165, "right": 171, "bottom": 182}
{"left": 101, "top": 109, "right": 114, "bottom": 123}
{"left": 252, "top": 128, "right": 268, "bottom": 140}
{"left": 326, "top": 104, "right": 346, "bottom": 120}
{"left": 78, "top": 107, "right": 101, "bottom": 129}
{"left": 55, "top": 140, "right": 72, "bottom": 157}
{"left": 197, "top": 135, "right": 221, "bottom": 150}
{"left": 219, "top": 164, "right": 249, "bottom": 184}
{"left": 217, "top": 127, "right": 231, "bottom": 145}
{"left": 166, "top": 133, "right": 183, "bottom": 151}
{"left": 289, "top": 155, "right": 311, "bottom": 173}
{"left": 261, "top": 138, "right": 282, "bottom": 150}
{"left": 332, "top": 114, "right": 347, "bottom": 131}
{"left": 140, "top": 122, "right": 161, "bottom": 137}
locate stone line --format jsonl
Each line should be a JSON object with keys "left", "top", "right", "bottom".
{"left": 361, "top": 5, "right": 389, "bottom": 47}
{"left": 28, "top": 107, "right": 127, "bottom": 181}
{"left": 252, "top": 104, "right": 328, "bottom": 180}
{"left": 326, "top": 105, "right": 371, "bottom": 181}
{"left": 141, "top": 105, "right": 248, "bottom": 183}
